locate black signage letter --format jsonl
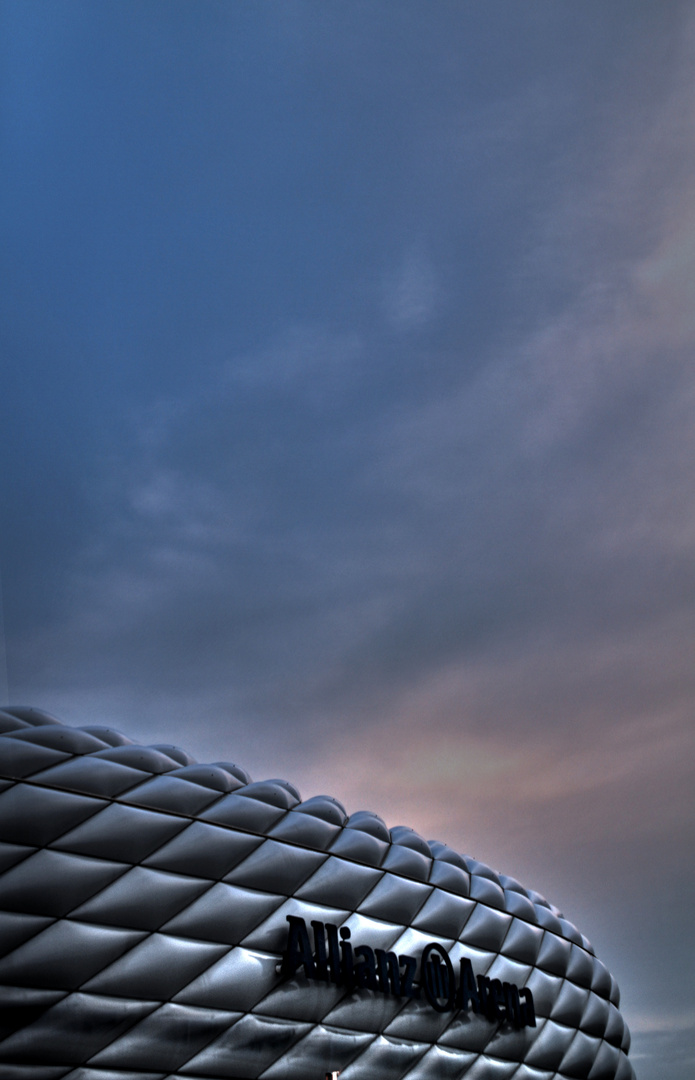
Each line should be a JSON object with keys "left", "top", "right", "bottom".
{"left": 399, "top": 955, "right": 419, "bottom": 999}
{"left": 282, "top": 916, "right": 316, "bottom": 979}
{"left": 519, "top": 987, "right": 537, "bottom": 1028}
{"left": 477, "top": 975, "right": 496, "bottom": 1021}
{"left": 488, "top": 978, "right": 506, "bottom": 1021}
{"left": 325, "top": 923, "right": 342, "bottom": 984}
{"left": 503, "top": 981, "right": 521, "bottom": 1027}
{"left": 458, "top": 958, "right": 481, "bottom": 1013}
{"left": 375, "top": 950, "right": 401, "bottom": 996}
{"left": 353, "top": 945, "right": 378, "bottom": 990}
{"left": 421, "top": 942, "right": 455, "bottom": 1012}
{"left": 339, "top": 927, "right": 354, "bottom": 986}
{"left": 311, "top": 920, "right": 329, "bottom": 981}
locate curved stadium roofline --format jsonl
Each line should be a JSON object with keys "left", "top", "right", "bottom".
{"left": 0, "top": 706, "right": 635, "bottom": 1080}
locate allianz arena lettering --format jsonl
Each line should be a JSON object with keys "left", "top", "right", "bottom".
{"left": 0, "top": 706, "right": 636, "bottom": 1080}
{"left": 283, "top": 916, "right": 537, "bottom": 1026}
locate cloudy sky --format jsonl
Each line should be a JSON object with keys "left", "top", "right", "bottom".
{"left": 2, "top": 3, "right": 694, "bottom": 1076}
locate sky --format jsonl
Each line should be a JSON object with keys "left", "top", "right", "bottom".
{"left": 1, "top": 2, "right": 694, "bottom": 1076}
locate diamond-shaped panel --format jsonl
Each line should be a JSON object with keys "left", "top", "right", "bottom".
{"left": 0, "top": 709, "right": 635, "bottom": 1080}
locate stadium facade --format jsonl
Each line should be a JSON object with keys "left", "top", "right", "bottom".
{"left": 0, "top": 706, "right": 635, "bottom": 1080}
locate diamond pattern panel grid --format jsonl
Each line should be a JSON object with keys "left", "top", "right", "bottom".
{"left": 0, "top": 706, "right": 635, "bottom": 1079}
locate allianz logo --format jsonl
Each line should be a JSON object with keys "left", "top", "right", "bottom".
{"left": 281, "top": 916, "right": 536, "bottom": 1028}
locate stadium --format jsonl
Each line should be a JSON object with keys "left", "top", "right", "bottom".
{"left": 0, "top": 706, "right": 635, "bottom": 1080}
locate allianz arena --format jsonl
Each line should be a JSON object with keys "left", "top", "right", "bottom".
{"left": 0, "top": 706, "right": 635, "bottom": 1080}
